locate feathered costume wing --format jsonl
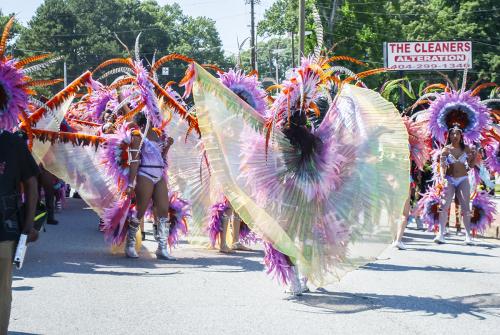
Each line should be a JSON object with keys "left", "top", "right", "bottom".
{"left": 190, "top": 63, "right": 409, "bottom": 286}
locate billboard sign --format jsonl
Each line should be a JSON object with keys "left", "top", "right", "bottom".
{"left": 384, "top": 41, "right": 472, "bottom": 71}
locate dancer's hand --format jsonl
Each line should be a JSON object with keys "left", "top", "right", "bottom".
{"left": 27, "top": 228, "right": 39, "bottom": 243}
{"left": 124, "top": 185, "right": 135, "bottom": 197}
{"left": 166, "top": 137, "right": 174, "bottom": 147}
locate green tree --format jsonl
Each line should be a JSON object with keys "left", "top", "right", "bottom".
{"left": 258, "top": 0, "right": 499, "bottom": 86}
{"left": 240, "top": 36, "right": 294, "bottom": 84}
{"left": 15, "top": 0, "right": 228, "bottom": 91}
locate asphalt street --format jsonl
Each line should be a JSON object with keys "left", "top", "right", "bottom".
{"left": 9, "top": 198, "right": 500, "bottom": 335}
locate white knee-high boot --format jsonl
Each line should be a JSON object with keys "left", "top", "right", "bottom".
{"left": 125, "top": 217, "right": 140, "bottom": 258}
{"left": 156, "top": 217, "right": 176, "bottom": 260}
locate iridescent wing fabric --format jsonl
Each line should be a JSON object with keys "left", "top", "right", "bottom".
{"left": 30, "top": 92, "right": 119, "bottom": 217}
{"left": 166, "top": 111, "right": 215, "bottom": 244}
{"left": 191, "top": 63, "right": 409, "bottom": 286}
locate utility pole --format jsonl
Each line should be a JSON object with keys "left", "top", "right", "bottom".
{"left": 246, "top": 0, "right": 260, "bottom": 71}
{"left": 298, "top": 0, "right": 306, "bottom": 57}
{"left": 290, "top": 31, "right": 295, "bottom": 67}
{"left": 63, "top": 61, "right": 67, "bottom": 87}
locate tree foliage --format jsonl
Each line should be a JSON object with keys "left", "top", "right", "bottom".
{"left": 10, "top": 0, "right": 228, "bottom": 91}
{"left": 240, "top": 36, "right": 295, "bottom": 84}
{"left": 257, "top": 0, "right": 499, "bottom": 84}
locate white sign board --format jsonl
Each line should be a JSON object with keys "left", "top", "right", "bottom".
{"left": 161, "top": 67, "right": 169, "bottom": 76}
{"left": 384, "top": 41, "right": 472, "bottom": 71}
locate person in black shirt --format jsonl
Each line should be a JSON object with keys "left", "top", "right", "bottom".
{"left": 0, "top": 130, "right": 40, "bottom": 334}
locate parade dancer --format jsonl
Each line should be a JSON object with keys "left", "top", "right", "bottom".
{"left": 0, "top": 16, "right": 63, "bottom": 333}
{"left": 183, "top": 53, "right": 410, "bottom": 294}
{"left": 122, "top": 112, "right": 175, "bottom": 259}
{"left": 393, "top": 116, "right": 431, "bottom": 250}
{"left": 435, "top": 125, "right": 476, "bottom": 244}
{"left": 415, "top": 73, "right": 497, "bottom": 244}
{"left": 22, "top": 35, "right": 195, "bottom": 258}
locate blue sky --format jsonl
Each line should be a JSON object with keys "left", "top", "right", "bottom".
{"left": 1, "top": 0, "right": 277, "bottom": 54}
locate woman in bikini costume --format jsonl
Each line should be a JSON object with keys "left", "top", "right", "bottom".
{"left": 124, "top": 112, "right": 175, "bottom": 259}
{"left": 436, "top": 124, "right": 477, "bottom": 245}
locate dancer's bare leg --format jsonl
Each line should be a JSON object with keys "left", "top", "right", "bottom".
{"left": 393, "top": 188, "right": 411, "bottom": 249}
{"left": 456, "top": 179, "right": 473, "bottom": 244}
{"left": 436, "top": 181, "right": 456, "bottom": 243}
{"left": 152, "top": 178, "right": 175, "bottom": 260}
{"left": 125, "top": 175, "right": 154, "bottom": 258}
{"left": 231, "top": 216, "right": 252, "bottom": 251}
{"left": 219, "top": 207, "right": 234, "bottom": 253}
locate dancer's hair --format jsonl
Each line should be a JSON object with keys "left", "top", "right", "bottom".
{"left": 133, "top": 112, "right": 147, "bottom": 129}
{"left": 283, "top": 111, "right": 319, "bottom": 159}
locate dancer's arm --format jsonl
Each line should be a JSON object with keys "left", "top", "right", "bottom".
{"left": 439, "top": 147, "right": 448, "bottom": 180}
{"left": 162, "top": 137, "right": 174, "bottom": 158}
{"left": 466, "top": 146, "right": 477, "bottom": 169}
{"left": 126, "top": 135, "right": 141, "bottom": 195}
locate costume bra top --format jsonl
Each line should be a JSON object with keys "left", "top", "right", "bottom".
{"left": 140, "top": 138, "right": 165, "bottom": 169}
{"left": 446, "top": 152, "right": 467, "bottom": 165}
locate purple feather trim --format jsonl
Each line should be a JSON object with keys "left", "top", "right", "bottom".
{"left": 428, "top": 90, "right": 491, "bottom": 145}
{"left": 134, "top": 60, "right": 163, "bottom": 128}
{"left": 0, "top": 59, "right": 28, "bottom": 131}
{"left": 471, "top": 191, "right": 496, "bottom": 234}
{"left": 404, "top": 116, "right": 431, "bottom": 171}
{"left": 103, "top": 197, "right": 132, "bottom": 246}
{"left": 89, "top": 88, "right": 116, "bottom": 122}
{"left": 99, "top": 125, "right": 132, "bottom": 192}
{"left": 239, "top": 222, "right": 261, "bottom": 245}
{"left": 168, "top": 192, "right": 191, "bottom": 247}
{"left": 485, "top": 141, "right": 500, "bottom": 174}
{"left": 219, "top": 69, "right": 267, "bottom": 116}
{"left": 206, "top": 199, "right": 229, "bottom": 248}
{"left": 417, "top": 185, "right": 442, "bottom": 231}
{"left": 263, "top": 242, "right": 294, "bottom": 286}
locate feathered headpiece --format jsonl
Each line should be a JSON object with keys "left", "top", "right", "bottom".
{"left": 403, "top": 116, "right": 431, "bottom": 171}
{"left": 91, "top": 34, "right": 198, "bottom": 134}
{"left": 219, "top": 69, "right": 267, "bottom": 116}
{"left": 0, "top": 17, "right": 62, "bottom": 130}
{"left": 427, "top": 90, "right": 491, "bottom": 145}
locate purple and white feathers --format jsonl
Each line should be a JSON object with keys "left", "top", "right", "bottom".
{"left": 428, "top": 90, "right": 490, "bottom": 145}
{"left": 219, "top": 69, "right": 267, "bottom": 116}
{"left": 470, "top": 191, "right": 496, "bottom": 235}
{"left": 263, "top": 242, "right": 294, "bottom": 285}
{"left": 206, "top": 199, "right": 230, "bottom": 248}
{"left": 0, "top": 59, "right": 28, "bottom": 130}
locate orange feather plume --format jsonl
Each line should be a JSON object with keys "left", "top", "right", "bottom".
{"left": 150, "top": 79, "right": 201, "bottom": 137}
{"left": 309, "top": 101, "right": 321, "bottom": 117}
{"left": 0, "top": 16, "right": 15, "bottom": 58}
{"left": 31, "top": 129, "right": 104, "bottom": 147}
{"left": 266, "top": 84, "right": 283, "bottom": 92}
{"left": 423, "top": 83, "right": 447, "bottom": 92}
{"left": 108, "top": 77, "right": 135, "bottom": 90}
{"left": 411, "top": 99, "right": 430, "bottom": 110}
{"left": 491, "top": 110, "right": 499, "bottom": 123}
{"left": 15, "top": 54, "right": 52, "bottom": 69}
{"left": 68, "top": 119, "right": 102, "bottom": 128}
{"left": 25, "top": 78, "right": 64, "bottom": 87}
{"left": 115, "top": 101, "right": 145, "bottom": 126}
{"left": 324, "top": 55, "right": 366, "bottom": 67}
{"left": 471, "top": 83, "right": 497, "bottom": 96}
{"left": 92, "top": 58, "right": 133, "bottom": 74}
{"left": 150, "top": 53, "right": 193, "bottom": 75}
{"left": 201, "top": 64, "right": 224, "bottom": 74}
{"left": 27, "top": 71, "right": 92, "bottom": 125}
{"left": 343, "top": 68, "right": 388, "bottom": 84}
{"left": 247, "top": 70, "right": 259, "bottom": 77}
{"left": 165, "top": 81, "right": 176, "bottom": 87}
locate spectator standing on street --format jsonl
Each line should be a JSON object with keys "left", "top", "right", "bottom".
{"left": 0, "top": 130, "right": 40, "bottom": 334}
